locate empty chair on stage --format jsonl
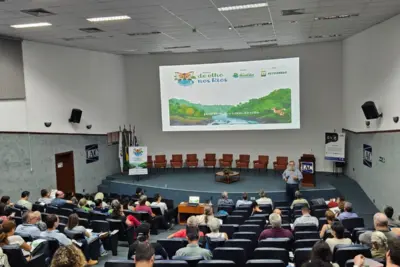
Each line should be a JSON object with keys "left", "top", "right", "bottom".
{"left": 204, "top": 154, "right": 217, "bottom": 169}
{"left": 219, "top": 154, "right": 233, "bottom": 168}
{"left": 253, "top": 155, "right": 269, "bottom": 172}
{"left": 186, "top": 154, "right": 199, "bottom": 168}
{"left": 236, "top": 154, "right": 250, "bottom": 169}
{"left": 154, "top": 155, "right": 167, "bottom": 170}
{"left": 147, "top": 155, "right": 153, "bottom": 169}
{"left": 170, "top": 154, "right": 183, "bottom": 169}
{"left": 273, "top": 156, "right": 288, "bottom": 173}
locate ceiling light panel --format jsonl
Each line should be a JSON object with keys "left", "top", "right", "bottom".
{"left": 10, "top": 22, "right": 52, "bottom": 28}
{"left": 218, "top": 3, "right": 268, "bottom": 12}
{"left": 87, "top": 15, "right": 131, "bottom": 22}
{"left": 315, "top": 13, "right": 359, "bottom": 21}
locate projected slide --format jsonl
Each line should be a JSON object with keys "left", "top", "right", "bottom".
{"left": 159, "top": 58, "right": 300, "bottom": 131}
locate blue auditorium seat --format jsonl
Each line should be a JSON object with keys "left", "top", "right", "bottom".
{"left": 213, "top": 247, "right": 246, "bottom": 266}
{"left": 258, "top": 237, "right": 291, "bottom": 250}
{"left": 253, "top": 247, "right": 289, "bottom": 265}
{"left": 294, "top": 248, "right": 312, "bottom": 267}
{"left": 198, "top": 260, "right": 235, "bottom": 267}
{"left": 246, "top": 259, "right": 286, "bottom": 267}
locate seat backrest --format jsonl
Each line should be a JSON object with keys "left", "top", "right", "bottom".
{"left": 78, "top": 218, "right": 90, "bottom": 228}
{"left": 258, "top": 238, "right": 291, "bottom": 250}
{"left": 205, "top": 154, "right": 216, "bottom": 160}
{"left": 57, "top": 223, "right": 66, "bottom": 233}
{"left": 90, "top": 211, "right": 108, "bottom": 221}
{"left": 198, "top": 224, "right": 210, "bottom": 235}
{"left": 107, "top": 219, "right": 127, "bottom": 241}
{"left": 295, "top": 231, "right": 320, "bottom": 240}
{"left": 218, "top": 205, "right": 234, "bottom": 215}
{"left": 155, "top": 155, "right": 166, "bottom": 161}
{"left": 312, "top": 209, "right": 327, "bottom": 219}
{"left": 239, "top": 225, "right": 262, "bottom": 236}
{"left": 219, "top": 224, "right": 238, "bottom": 239}
{"left": 294, "top": 224, "right": 318, "bottom": 232}
{"left": 253, "top": 248, "right": 289, "bottom": 265}
{"left": 222, "top": 154, "right": 233, "bottom": 161}
{"left": 105, "top": 260, "right": 139, "bottom": 267}
{"left": 342, "top": 218, "right": 365, "bottom": 231}
{"left": 259, "top": 204, "right": 273, "bottom": 214}
{"left": 91, "top": 220, "right": 110, "bottom": 232}
{"left": 151, "top": 206, "right": 163, "bottom": 216}
{"left": 147, "top": 155, "right": 152, "bottom": 161}
{"left": 334, "top": 245, "right": 372, "bottom": 267}
{"left": 172, "top": 256, "right": 204, "bottom": 267}
{"left": 16, "top": 232, "right": 33, "bottom": 242}
{"left": 213, "top": 247, "right": 246, "bottom": 266}
{"left": 226, "top": 215, "right": 245, "bottom": 225}
{"left": 198, "top": 260, "right": 236, "bottom": 267}
{"left": 32, "top": 203, "right": 45, "bottom": 212}
{"left": 186, "top": 154, "right": 198, "bottom": 161}
{"left": 294, "top": 248, "right": 312, "bottom": 267}
{"left": 319, "top": 218, "right": 328, "bottom": 230}
{"left": 232, "top": 232, "right": 257, "bottom": 244}
{"left": 294, "top": 239, "right": 320, "bottom": 250}
{"left": 224, "top": 239, "right": 252, "bottom": 259}
{"left": 172, "top": 154, "right": 183, "bottom": 161}
{"left": 58, "top": 208, "right": 73, "bottom": 217}
{"left": 76, "top": 210, "right": 90, "bottom": 219}
{"left": 154, "top": 260, "right": 189, "bottom": 267}
{"left": 157, "top": 238, "right": 188, "bottom": 259}
{"left": 276, "top": 156, "right": 288, "bottom": 164}
{"left": 14, "top": 216, "right": 23, "bottom": 226}
{"left": 206, "top": 237, "right": 226, "bottom": 252}
{"left": 57, "top": 215, "right": 68, "bottom": 224}
{"left": 244, "top": 220, "right": 264, "bottom": 227}
{"left": 231, "top": 210, "right": 248, "bottom": 218}
{"left": 64, "top": 229, "right": 85, "bottom": 240}
{"left": 3, "top": 244, "right": 29, "bottom": 266}
{"left": 246, "top": 259, "right": 285, "bottom": 267}
{"left": 239, "top": 154, "right": 250, "bottom": 161}
{"left": 46, "top": 206, "right": 59, "bottom": 215}
{"left": 258, "top": 155, "right": 269, "bottom": 163}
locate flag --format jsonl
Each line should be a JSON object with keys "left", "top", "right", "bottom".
{"left": 132, "top": 125, "right": 138, "bottom": 146}
{"left": 118, "top": 130, "right": 123, "bottom": 173}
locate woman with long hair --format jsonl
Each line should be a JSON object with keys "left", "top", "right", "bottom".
{"left": 320, "top": 210, "right": 336, "bottom": 238}
{"left": 0, "top": 203, "right": 14, "bottom": 223}
{"left": 110, "top": 200, "right": 140, "bottom": 227}
{"left": 251, "top": 201, "right": 263, "bottom": 216}
{"left": 50, "top": 245, "right": 86, "bottom": 267}
{"left": 0, "top": 229, "right": 10, "bottom": 267}
{"left": 2, "top": 220, "right": 32, "bottom": 259}
{"left": 127, "top": 223, "right": 167, "bottom": 260}
{"left": 196, "top": 205, "right": 214, "bottom": 224}
{"left": 302, "top": 240, "right": 339, "bottom": 267}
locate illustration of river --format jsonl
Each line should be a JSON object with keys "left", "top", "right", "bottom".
{"left": 208, "top": 113, "right": 258, "bottom": 125}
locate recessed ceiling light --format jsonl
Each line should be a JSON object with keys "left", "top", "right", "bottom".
{"left": 314, "top": 14, "right": 359, "bottom": 21}
{"left": 234, "top": 22, "right": 272, "bottom": 29}
{"left": 11, "top": 22, "right": 52, "bottom": 28}
{"left": 289, "top": 20, "right": 298, "bottom": 24}
{"left": 164, "top": 45, "right": 191, "bottom": 50}
{"left": 87, "top": 15, "right": 131, "bottom": 22}
{"left": 21, "top": 8, "right": 55, "bottom": 17}
{"left": 127, "top": 31, "right": 161, "bottom": 36}
{"left": 309, "top": 34, "right": 342, "bottom": 39}
{"left": 218, "top": 3, "right": 268, "bottom": 12}
{"left": 247, "top": 39, "right": 277, "bottom": 44}
{"left": 281, "top": 9, "right": 305, "bottom": 16}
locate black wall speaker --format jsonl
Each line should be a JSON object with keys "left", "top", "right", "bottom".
{"left": 361, "top": 101, "right": 382, "bottom": 120}
{"left": 69, "top": 108, "right": 82, "bottom": 123}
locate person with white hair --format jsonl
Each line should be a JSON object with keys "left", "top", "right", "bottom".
{"left": 217, "top": 191, "right": 234, "bottom": 206}
{"left": 359, "top": 212, "right": 397, "bottom": 246}
{"left": 282, "top": 160, "right": 303, "bottom": 202}
{"left": 206, "top": 218, "right": 228, "bottom": 240}
{"left": 337, "top": 202, "right": 358, "bottom": 220}
{"left": 256, "top": 190, "right": 273, "bottom": 207}
{"left": 94, "top": 192, "right": 109, "bottom": 209}
{"left": 258, "top": 213, "right": 293, "bottom": 240}
{"left": 354, "top": 238, "right": 400, "bottom": 267}
{"left": 371, "top": 231, "right": 389, "bottom": 259}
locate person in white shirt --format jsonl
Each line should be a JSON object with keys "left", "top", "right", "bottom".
{"left": 16, "top": 191, "right": 32, "bottom": 211}
{"left": 236, "top": 192, "right": 252, "bottom": 208}
{"left": 151, "top": 193, "right": 168, "bottom": 215}
{"left": 293, "top": 205, "right": 319, "bottom": 229}
{"left": 40, "top": 214, "right": 72, "bottom": 246}
{"left": 37, "top": 189, "right": 52, "bottom": 205}
{"left": 325, "top": 221, "right": 352, "bottom": 252}
{"left": 256, "top": 190, "right": 273, "bottom": 207}
{"left": 2, "top": 220, "right": 32, "bottom": 258}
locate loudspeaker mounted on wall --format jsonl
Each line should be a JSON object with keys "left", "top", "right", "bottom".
{"left": 86, "top": 124, "right": 92, "bottom": 129}
{"left": 69, "top": 108, "right": 82, "bottom": 123}
{"left": 44, "top": 122, "right": 52, "bottom": 127}
{"left": 394, "top": 116, "right": 399, "bottom": 123}
{"left": 365, "top": 121, "right": 370, "bottom": 127}
{"left": 361, "top": 101, "right": 382, "bottom": 120}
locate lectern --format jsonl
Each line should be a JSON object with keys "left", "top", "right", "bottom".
{"left": 299, "top": 154, "right": 316, "bottom": 187}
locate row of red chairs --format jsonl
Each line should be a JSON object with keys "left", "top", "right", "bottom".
{"left": 147, "top": 154, "right": 289, "bottom": 171}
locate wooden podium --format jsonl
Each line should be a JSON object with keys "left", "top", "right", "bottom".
{"left": 299, "top": 154, "right": 316, "bottom": 187}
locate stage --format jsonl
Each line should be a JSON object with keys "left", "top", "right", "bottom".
{"left": 98, "top": 169, "right": 339, "bottom": 204}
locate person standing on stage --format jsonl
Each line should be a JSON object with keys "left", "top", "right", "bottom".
{"left": 282, "top": 160, "right": 303, "bottom": 202}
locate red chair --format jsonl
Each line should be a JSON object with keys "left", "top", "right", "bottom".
{"left": 186, "top": 154, "right": 198, "bottom": 168}
{"left": 253, "top": 155, "right": 269, "bottom": 172}
{"left": 147, "top": 155, "right": 153, "bottom": 169}
{"left": 273, "top": 156, "right": 288, "bottom": 173}
{"left": 203, "top": 154, "right": 217, "bottom": 169}
{"left": 170, "top": 154, "right": 183, "bottom": 169}
{"left": 219, "top": 154, "right": 233, "bottom": 168}
{"left": 154, "top": 155, "right": 167, "bottom": 170}
{"left": 236, "top": 154, "right": 250, "bottom": 169}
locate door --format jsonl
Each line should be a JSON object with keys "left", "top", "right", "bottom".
{"left": 55, "top": 151, "right": 76, "bottom": 194}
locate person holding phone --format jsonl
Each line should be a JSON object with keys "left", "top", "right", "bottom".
{"left": 282, "top": 160, "right": 303, "bottom": 202}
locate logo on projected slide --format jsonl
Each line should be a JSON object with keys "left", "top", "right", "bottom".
{"left": 233, "top": 72, "right": 254, "bottom": 78}
{"left": 132, "top": 148, "right": 144, "bottom": 157}
{"left": 363, "top": 144, "right": 372, "bottom": 168}
{"left": 174, "top": 72, "right": 196, "bottom": 86}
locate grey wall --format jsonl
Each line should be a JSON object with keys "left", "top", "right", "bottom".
{"left": 0, "top": 133, "right": 119, "bottom": 202}
{"left": 345, "top": 131, "right": 400, "bottom": 214}
{"left": 125, "top": 41, "right": 343, "bottom": 171}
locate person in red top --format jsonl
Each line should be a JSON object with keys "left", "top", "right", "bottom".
{"left": 327, "top": 196, "right": 345, "bottom": 209}
{"left": 259, "top": 213, "right": 293, "bottom": 240}
{"left": 110, "top": 200, "right": 141, "bottom": 227}
{"left": 168, "top": 216, "right": 204, "bottom": 238}
{"left": 135, "top": 196, "right": 155, "bottom": 216}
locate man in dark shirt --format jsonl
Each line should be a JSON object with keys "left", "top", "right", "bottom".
{"left": 259, "top": 213, "right": 293, "bottom": 240}
{"left": 128, "top": 223, "right": 167, "bottom": 260}
{"left": 92, "top": 199, "right": 109, "bottom": 214}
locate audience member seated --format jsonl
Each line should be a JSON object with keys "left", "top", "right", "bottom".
{"left": 136, "top": 195, "right": 155, "bottom": 216}
{"left": 15, "top": 211, "right": 42, "bottom": 236}
{"left": 128, "top": 223, "right": 167, "bottom": 260}
{"left": 256, "top": 190, "right": 273, "bottom": 207}
{"left": 110, "top": 200, "right": 141, "bottom": 227}
{"left": 38, "top": 189, "right": 52, "bottom": 205}
{"left": 327, "top": 196, "right": 345, "bottom": 209}
{"left": 196, "top": 205, "right": 214, "bottom": 224}
{"left": 259, "top": 213, "right": 293, "bottom": 240}
{"left": 371, "top": 231, "right": 388, "bottom": 260}
{"left": 16, "top": 191, "right": 32, "bottom": 210}
{"left": 354, "top": 238, "right": 400, "bottom": 267}
{"left": 360, "top": 212, "right": 397, "bottom": 246}
{"left": 251, "top": 201, "right": 263, "bottom": 216}
{"left": 384, "top": 206, "right": 400, "bottom": 228}
{"left": 206, "top": 218, "right": 228, "bottom": 240}
{"left": 293, "top": 205, "right": 319, "bottom": 229}
{"left": 33, "top": 211, "right": 47, "bottom": 231}
{"left": 0, "top": 203, "right": 14, "bottom": 223}
{"left": 0, "top": 196, "right": 13, "bottom": 207}
{"left": 320, "top": 210, "right": 336, "bottom": 238}
{"left": 50, "top": 245, "right": 87, "bottom": 267}
{"left": 94, "top": 192, "right": 109, "bottom": 209}
{"left": 175, "top": 226, "right": 212, "bottom": 260}
{"left": 337, "top": 202, "right": 358, "bottom": 220}
{"left": 40, "top": 214, "right": 72, "bottom": 246}
{"left": 168, "top": 216, "right": 204, "bottom": 238}
{"left": 134, "top": 242, "right": 155, "bottom": 267}
{"left": 217, "top": 191, "right": 234, "bottom": 206}
{"left": 325, "top": 221, "right": 352, "bottom": 252}
{"left": 302, "top": 240, "right": 339, "bottom": 267}
{"left": 151, "top": 193, "right": 168, "bottom": 215}
{"left": 236, "top": 192, "right": 252, "bottom": 207}
{"left": 51, "top": 191, "right": 72, "bottom": 207}
{"left": 2, "top": 220, "right": 32, "bottom": 258}
{"left": 273, "top": 208, "right": 282, "bottom": 216}
{"left": 0, "top": 229, "right": 11, "bottom": 267}
{"left": 66, "top": 213, "right": 107, "bottom": 257}
{"left": 135, "top": 188, "right": 151, "bottom": 206}
{"left": 85, "top": 194, "right": 95, "bottom": 207}
{"left": 93, "top": 199, "right": 109, "bottom": 214}
{"left": 77, "top": 198, "right": 92, "bottom": 212}
{"left": 291, "top": 191, "right": 309, "bottom": 209}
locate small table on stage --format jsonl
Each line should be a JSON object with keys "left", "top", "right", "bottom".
{"left": 215, "top": 171, "right": 240, "bottom": 184}
{"left": 178, "top": 202, "right": 205, "bottom": 225}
